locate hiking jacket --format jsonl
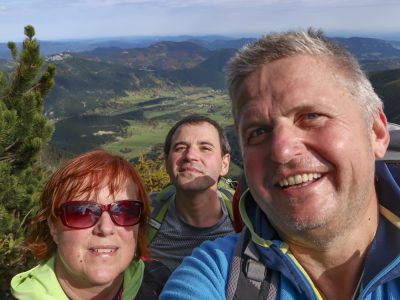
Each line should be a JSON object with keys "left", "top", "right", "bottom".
{"left": 11, "top": 256, "right": 146, "bottom": 300}
{"left": 160, "top": 161, "right": 400, "bottom": 299}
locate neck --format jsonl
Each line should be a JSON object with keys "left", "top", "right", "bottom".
{"left": 285, "top": 201, "right": 379, "bottom": 300}
{"left": 55, "top": 259, "right": 123, "bottom": 300}
{"left": 175, "top": 187, "right": 222, "bottom": 227}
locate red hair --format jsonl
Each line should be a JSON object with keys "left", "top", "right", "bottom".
{"left": 27, "top": 149, "right": 150, "bottom": 260}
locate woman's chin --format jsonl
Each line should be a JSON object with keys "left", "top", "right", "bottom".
{"left": 84, "top": 269, "right": 123, "bottom": 286}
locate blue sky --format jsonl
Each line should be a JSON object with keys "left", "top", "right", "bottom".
{"left": 1, "top": 0, "right": 400, "bottom": 42}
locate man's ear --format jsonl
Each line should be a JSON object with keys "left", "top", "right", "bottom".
{"left": 372, "top": 108, "right": 390, "bottom": 159}
{"left": 47, "top": 218, "right": 59, "bottom": 245}
{"left": 220, "top": 153, "right": 231, "bottom": 177}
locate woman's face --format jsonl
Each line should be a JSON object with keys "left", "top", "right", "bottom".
{"left": 48, "top": 179, "right": 140, "bottom": 288}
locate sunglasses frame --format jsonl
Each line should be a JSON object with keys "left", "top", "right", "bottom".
{"left": 56, "top": 200, "right": 143, "bottom": 229}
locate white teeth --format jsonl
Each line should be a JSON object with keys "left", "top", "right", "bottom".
{"left": 93, "top": 248, "right": 115, "bottom": 253}
{"left": 279, "top": 173, "right": 321, "bottom": 187}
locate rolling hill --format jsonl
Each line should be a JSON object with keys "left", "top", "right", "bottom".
{"left": 46, "top": 54, "right": 175, "bottom": 118}
{"left": 80, "top": 41, "right": 211, "bottom": 70}
{"left": 370, "top": 69, "right": 400, "bottom": 124}
{"left": 3, "top": 34, "right": 400, "bottom": 169}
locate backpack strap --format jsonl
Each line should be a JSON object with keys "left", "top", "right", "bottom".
{"left": 226, "top": 229, "right": 279, "bottom": 300}
{"left": 148, "top": 185, "right": 176, "bottom": 242}
{"left": 148, "top": 178, "right": 236, "bottom": 242}
{"left": 219, "top": 187, "right": 234, "bottom": 222}
{"left": 218, "top": 177, "right": 236, "bottom": 222}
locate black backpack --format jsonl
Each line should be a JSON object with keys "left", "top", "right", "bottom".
{"left": 135, "top": 260, "right": 171, "bottom": 299}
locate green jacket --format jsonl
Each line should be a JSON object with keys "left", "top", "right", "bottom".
{"left": 11, "top": 256, "right": 144, "bottom": 300}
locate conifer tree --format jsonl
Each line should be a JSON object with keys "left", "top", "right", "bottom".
{"left": 0, "top": 25, "right": 55, "bottom": 291}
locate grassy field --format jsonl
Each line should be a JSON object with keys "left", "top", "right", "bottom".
{"left": 52, "top": 86, "right": 243, "bottom": 178}
{"left": 103, "top": 120, "right": 171, "bottom": 159}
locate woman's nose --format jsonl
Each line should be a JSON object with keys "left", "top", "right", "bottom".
{"left": 93, "top": 211, "right": 115, "bottom": 236}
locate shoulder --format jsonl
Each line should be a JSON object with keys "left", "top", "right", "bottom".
{"left": 149, "top": 191, "right": 160, "bottom": 205}
{"left": 149, "top": 185, "right": 175, "bottom": 206}
{"left": 11, "top": 258, "right": 67, "bottom": 299}
{"left": 160, "top": 233, "right": 239, "bottom": 300}
{"left": 195, "top": 233, "right": 239, "bottom": 260}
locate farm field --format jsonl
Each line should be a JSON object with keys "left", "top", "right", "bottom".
{"left": 51, "top": 86, "right": 243, "bottom": 178}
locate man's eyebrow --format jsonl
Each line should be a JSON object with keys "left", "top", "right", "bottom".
{"left": 198, "top": 141, "right": 215, "bottom": 147}
{"left": 172, "top": 141, "right": 188, "bottom": 148}
{"left": 240, "top": 111, "right": 269, "bottom": 129}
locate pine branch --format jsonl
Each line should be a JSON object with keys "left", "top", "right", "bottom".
{"left": 0, "top": 153, "right": 16, "bottom": 163}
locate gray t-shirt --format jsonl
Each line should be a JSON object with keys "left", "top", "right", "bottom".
{"left": 150, "top": 195, "right": 235, "bottom": 271}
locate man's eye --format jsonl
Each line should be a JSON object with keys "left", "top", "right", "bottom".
{"left": 174, "top": 146, "right": 186, "bottom": 152}
{"left": 305, "top": 113, "right": 321, "bottom": 120}
{"left": 250, "top": 128, "right": 267, "bottom": 137}
{"left": 246, "top": 127, "right": 269, "bottom": 145}
{"left": 299, "top": 112, "right": 328, "bottom": 127}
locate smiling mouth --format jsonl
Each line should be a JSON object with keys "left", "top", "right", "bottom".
{"left": 279, "top": 173, "right": 322, "bottom": 188}
{"left": 90, "top": 248, "right": 118, "bottom": 254}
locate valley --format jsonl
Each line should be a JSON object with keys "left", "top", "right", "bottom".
{"left": 3, "top": 35, "right": 400, "bottom": 179}
{"left": 51, "top": 86, "right": 243, "bottom": 178}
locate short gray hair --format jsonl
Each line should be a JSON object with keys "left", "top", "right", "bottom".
{"left": 226, "top": 28, "right": 383, "bottom": 124}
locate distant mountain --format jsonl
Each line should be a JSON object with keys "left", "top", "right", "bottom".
{"left": 369, "top": 69, "right": 400, "bottom": 124}
{"left": 390, "top": 40, "right": 400, "bottom": 50}
{"left": 46, "top": 54, "right": 173, "bottom": 118}
{"left": 189, "top": 38, "right": 256, "bottom": 50}
{"left": 161, "top": 48, "right": 237, "bottom": 89}
{"left": 44, "top": 42, "right": 238, "bottom": 117}
{"left": 333, "top": 37, "right": 400, "bottom": 60}
{"left": 3, "top": 34, "right": 400, "bottom": 121}
{"left": 80, "top": 41, "right": 211, "bottom": 70}
{"left": 2, "top": 34, "right": 400, "bottom": 62}
{"left": 0, "top": 35, "right": 232, "bottom": 59}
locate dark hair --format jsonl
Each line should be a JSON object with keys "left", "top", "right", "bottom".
{"left": 163, "top": 114, "right": 231, "bottom": 157}
{"left": 26, "top": 149, "right": 151, "bottom": 260}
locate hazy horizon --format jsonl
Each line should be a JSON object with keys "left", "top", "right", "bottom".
{"left": 1, "top": 0, "right": 400, "bottom": 43}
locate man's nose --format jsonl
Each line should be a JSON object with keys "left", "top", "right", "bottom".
{"left": 184, "top": 146, "right": 199, "bottom": 160}
{"left": 270, "top": 124, "right": 304, "bottom": 164}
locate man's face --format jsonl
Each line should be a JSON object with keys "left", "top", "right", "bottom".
{"left": 166, "top": 122, "right": 230, "bottom": 192}
{"left": 235, "top": 54, "right": 388, "bottom": 242}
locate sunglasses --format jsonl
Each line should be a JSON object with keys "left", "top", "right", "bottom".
{"left": 56, "top": 200, "right": 143, "bottom": 229}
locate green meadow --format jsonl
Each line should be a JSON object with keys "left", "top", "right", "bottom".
{"left": 52, "top": 86, "right": 243, "bottom": 178}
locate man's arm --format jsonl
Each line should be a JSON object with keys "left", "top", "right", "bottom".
{"left": 160, "top": 234, "right": 239, "bottom": 300}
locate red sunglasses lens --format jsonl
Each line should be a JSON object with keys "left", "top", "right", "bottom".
{"left": 58, "top": 201, "right": 142, "bottom": 229}
{"left": 110, "top": 200, "right": 142, "bottom": 226}
{"left": 60, "top": 202, "right": 100, "bottom": 229}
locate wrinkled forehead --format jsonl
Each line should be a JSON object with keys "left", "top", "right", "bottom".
{"left": 231, "top": 55, "right": 346, "bottom": 125}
